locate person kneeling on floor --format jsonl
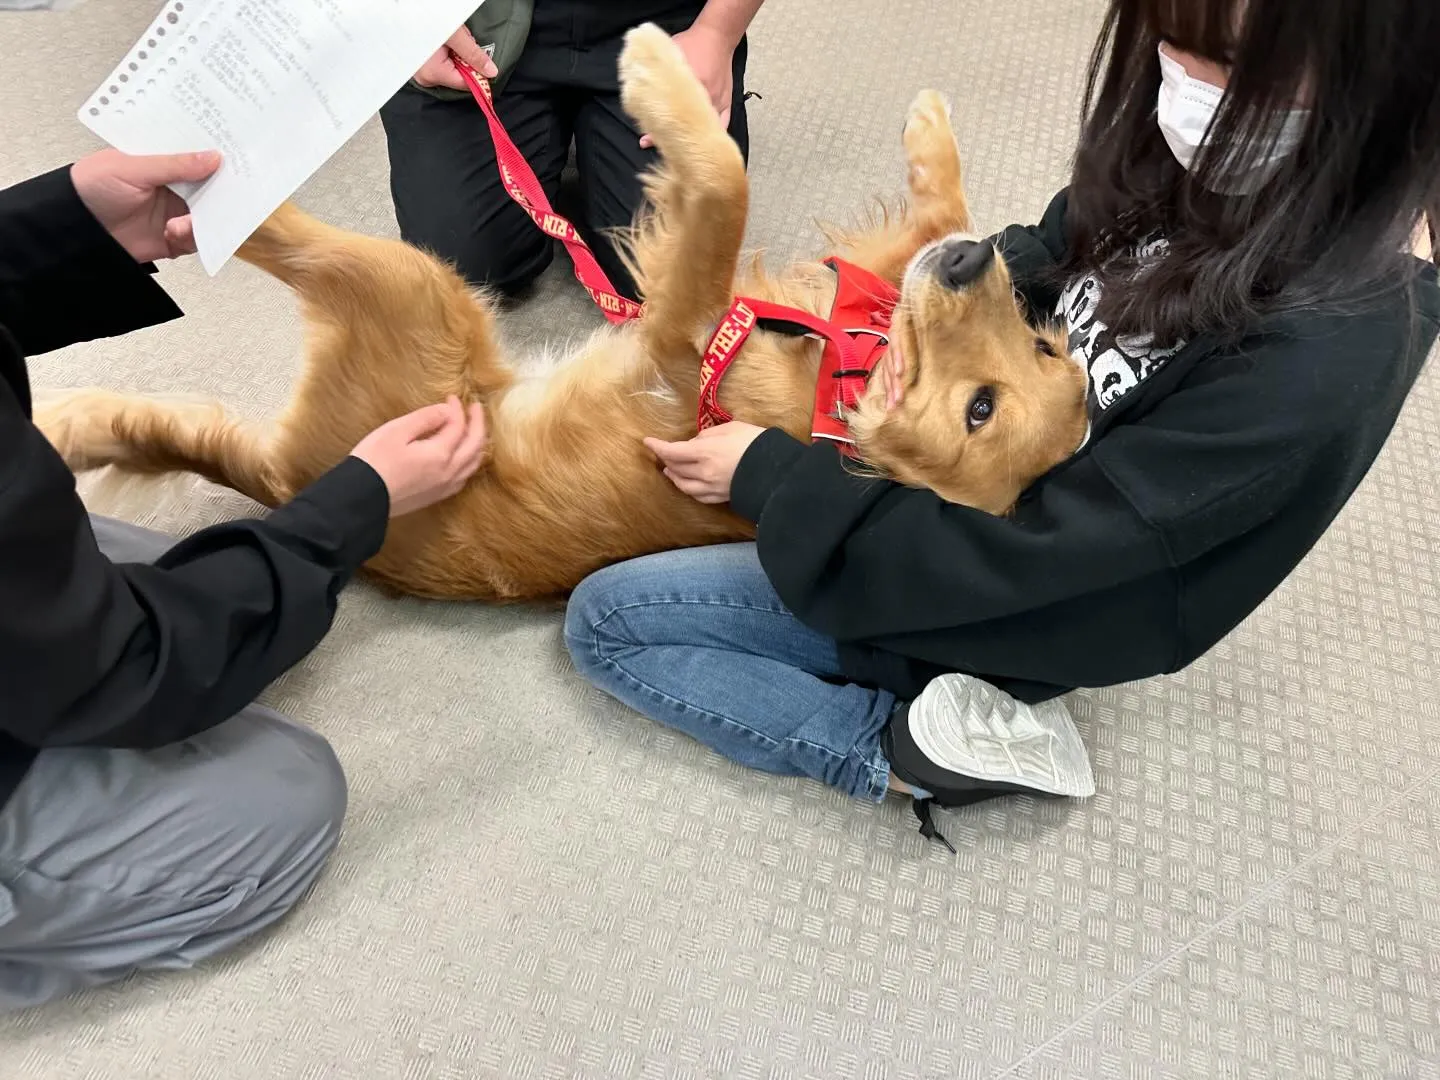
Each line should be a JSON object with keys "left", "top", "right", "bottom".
{"left": 0, "top": 148, "right": 488, "bottom": 1012}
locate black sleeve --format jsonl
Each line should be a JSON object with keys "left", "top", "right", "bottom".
{"left": 989, "top": 188, "right": 1071, "bottom": 324}
{"left": 0, "top": 383, "right": 391, "bottom": 747}
{"left": 990, "top": 188, "right": 1071, "bottom": 324}
{"left": 730, "top": 427, "right": 1170, "bottom": 644}
{"left": 0, "top": 166, "right": 183, "bottom": 356}
{"left": 728, "top": 321, "right": 1391, "bottom": 663}
{"left": 0, "top": 164, "right": 393, "bottom": 750}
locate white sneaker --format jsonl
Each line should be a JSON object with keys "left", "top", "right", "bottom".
{"left": 882, "top": 674, "right": 1096, "bottom": 850}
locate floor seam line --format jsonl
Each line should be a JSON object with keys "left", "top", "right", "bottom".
{"left": 990, "top": 766, "right": 1440, "bottom": 1078}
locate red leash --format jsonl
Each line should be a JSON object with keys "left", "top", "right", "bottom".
{"left": 453, "top": 60, "right": 645, "bottom": 323}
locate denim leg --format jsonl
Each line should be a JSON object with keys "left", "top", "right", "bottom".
{"left": 563, "top": 544, "right": 895, "bottom": 801}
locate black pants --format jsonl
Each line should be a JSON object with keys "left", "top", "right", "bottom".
{"left": 379, "top": 3, "right": 751, "bottom": 301}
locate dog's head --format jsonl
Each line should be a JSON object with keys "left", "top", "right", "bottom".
{"left": 848, "top": 235, "right": 1089, "bottom": 514}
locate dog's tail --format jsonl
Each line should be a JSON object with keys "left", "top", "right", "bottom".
{"left": 34, "top": 388, "right": 286, "bottom": 508}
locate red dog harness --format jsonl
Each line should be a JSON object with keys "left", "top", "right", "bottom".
{"left": 698, "top": 259, "right": 900, "bottom": 454}
{"left": 454, "top": 58, "right": 899, "bottom": 450}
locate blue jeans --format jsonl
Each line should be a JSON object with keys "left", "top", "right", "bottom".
{"left": 563, "top": 544, "right": 897, "bottom": 801}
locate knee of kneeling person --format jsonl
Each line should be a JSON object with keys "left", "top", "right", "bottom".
{"left": 240, "top": 715, "right": 349, "bottom": 866}
{"left": 458, "top": 241, "right": 553, "bottom": 297}
{"left": 285, "top": 730, "right": 348, "bottom": 852}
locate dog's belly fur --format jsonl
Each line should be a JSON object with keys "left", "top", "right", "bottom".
{"left": 359, "top": 317, "right": 825, "bottom": 603}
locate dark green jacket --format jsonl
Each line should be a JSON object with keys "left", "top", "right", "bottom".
{"left": 413, "top": 0, "right": 535, "bottom": 99}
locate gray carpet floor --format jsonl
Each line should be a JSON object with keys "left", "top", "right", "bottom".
{"left": 4, "top": 1, "right": 1440, "bottom": 1077}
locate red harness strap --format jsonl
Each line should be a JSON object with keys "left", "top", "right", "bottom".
{"left": 454, "top": 61, "right": 645, "bottom": 324}
{"left": 698, "top": 258, "right": 900, "bottom": 454}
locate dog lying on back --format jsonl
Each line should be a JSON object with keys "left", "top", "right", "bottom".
{"left": 37, "top": 24, "right": 1088, "bottom": 603}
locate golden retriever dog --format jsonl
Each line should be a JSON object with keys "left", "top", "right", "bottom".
{"left": 37, "top": 24, "right": 1088, "bottom": 603}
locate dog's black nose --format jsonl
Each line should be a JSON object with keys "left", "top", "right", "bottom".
{"left": 936, "top": 240, "right": 995, "bottom": 290}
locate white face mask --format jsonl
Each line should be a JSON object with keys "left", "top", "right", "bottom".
{"left": 1156, "top": 44, "right": 1307, "bottom": 196}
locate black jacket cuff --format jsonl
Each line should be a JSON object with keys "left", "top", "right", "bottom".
{"left": 731, "top": 427, "right": 808, "bottom": 522}
{"left": 0, "top": 167, "right": 183, "bottom": 354}
{"left": 3, "top": 168, "right": 140, "bottom": 277}
{"left": 270, "top": 456, "right": 391, "bottom": 572}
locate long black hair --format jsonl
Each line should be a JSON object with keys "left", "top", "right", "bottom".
{"left": 1063, "top": 0, "right": 1440, "bottom": 347}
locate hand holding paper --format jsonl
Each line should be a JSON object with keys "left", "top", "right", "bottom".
{"left": 79, "top": 0, "right": 487, "bottom": 274}
{"left": 71, "top": 148, "right": 221, "bottom": 262}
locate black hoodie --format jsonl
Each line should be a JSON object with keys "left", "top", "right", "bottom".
{"left": 0, "top": 168, "right": 391, "bottom": 809}
{"left": 730, "top": 190, "right": 1440, "bottom": 704}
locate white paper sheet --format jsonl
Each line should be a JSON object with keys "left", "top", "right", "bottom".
{"left": 78, "top": 0, "right": 483, "bottom": 273}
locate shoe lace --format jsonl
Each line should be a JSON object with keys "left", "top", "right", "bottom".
{"left": 911, "top": 798, "right": 957, "bottom": 855}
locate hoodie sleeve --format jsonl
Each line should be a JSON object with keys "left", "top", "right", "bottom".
{"left": 730, "top": 426, "right": 1169, "bottom": 643}
{"left": 728, "top": 294, "right": 1436, "bottom": 686}
{"left": 990, "top": 188, "right": 1070, "bottom": 324}
{"left": 0, "top": 396, "right": 392, "bottom": 750}
{"left": 0, "top": 167, "right": 183, "bottom": 356}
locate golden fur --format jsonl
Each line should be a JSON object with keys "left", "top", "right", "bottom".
{"left": 36, "top": 25, "right": 1088, "bottom": 603}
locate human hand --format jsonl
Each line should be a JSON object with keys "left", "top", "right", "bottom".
{"left": 643, "top": 421, "right": 765, "bottom": 504}
{"left": 639, "top": 23, "right": 735, "bottom": 149}
{"left": 349, "top": 396, "right": 489, "bottom": 517}
{"left": 415, "top": 25, "right": 498, "bottom": 90}
{"left": 70, "top": 148, "right": 220, "bottom": 263}
{"left": 878, "top": 342, "right": 908, "bottom": 409}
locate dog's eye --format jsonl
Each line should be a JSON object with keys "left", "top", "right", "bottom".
{"left": 967, "top": 388, "right": 995, "bottom": 432}
{"left": 1036, "top": 337, "right": 1057, "bottom": 358}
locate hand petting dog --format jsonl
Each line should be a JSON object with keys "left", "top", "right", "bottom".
{"left": 644, "top": 422, "right": 765, "bottom": 504}
{"left": 352, "top": 396, "right": 489, "bottom": 517}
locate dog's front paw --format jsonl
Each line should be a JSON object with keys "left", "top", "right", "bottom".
{"left": 905, "top": 89, "right": 952, "bottom": 131}
{"left": 903, "top": 91, "right": 959, "bottom": 170}
{"left": 619, "top": 22, "right": 718, "bottom": 154}
{"left": 903, "top": 90, "right": 968, "bottom": 226}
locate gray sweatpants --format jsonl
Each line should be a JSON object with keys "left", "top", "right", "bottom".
{"left": 0, "top": 517, "right": 347, "bottom": 1013}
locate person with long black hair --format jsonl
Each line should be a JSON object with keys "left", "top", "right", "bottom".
{"left": 564, "top": 0, "right": 1440, "bottom": 846}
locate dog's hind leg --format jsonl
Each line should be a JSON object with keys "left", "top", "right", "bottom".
{"left": 826, "top": 90, "right": 976, "bottom": 284}
{"left": 614, "top": 24, "right": 750, "bottom": 360}
{"left": 239, "top": 202, "right": 512, "bottom": 408}
{"left": 34, "top": 388, "right": 285, "bottom": 507}
{"left": 235, "top": 200, "right": 350, "bottom": 290}
{"left": 235, "top": 201, "right": 513, "bottom": 494}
